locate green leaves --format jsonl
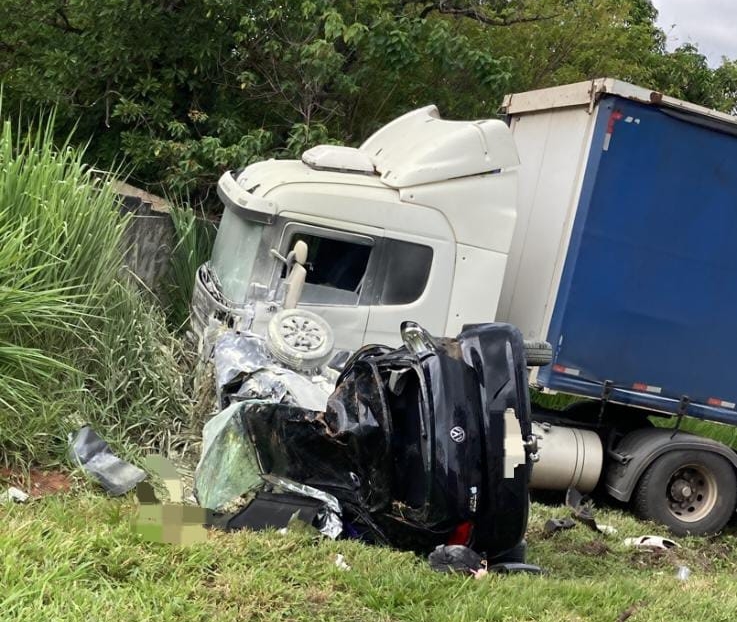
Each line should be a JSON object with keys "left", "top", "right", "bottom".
{"left": 2, "top": 0, "right": 733, "bottom": 201}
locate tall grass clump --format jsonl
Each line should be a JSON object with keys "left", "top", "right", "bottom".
{"left": 0, "top": 110, "right": 191, "bottom": 466}
{"left": 166, "top": 203, "right": 215, "bottom": 330}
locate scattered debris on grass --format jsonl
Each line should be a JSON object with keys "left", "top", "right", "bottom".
{"left": 624, "top": 535, "right": 679, "bottom": 550}
{"left": 544, "top": 517, "right": 576, "bottom": 535}
{"left": 5, "top": 486, "right": 29, "bottom": 503}
{"left": 68, "top": 426, "right": 146, "bottom": 495}
{"left": 428, "top": 545, "right": 486, "bottom": 575}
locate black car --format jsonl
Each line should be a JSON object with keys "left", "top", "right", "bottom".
{"left": 243, "top": 321, "right": 534, "bottom": 556}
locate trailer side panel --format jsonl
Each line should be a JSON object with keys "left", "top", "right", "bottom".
{"left": 537, "top": 95, "right": 737, "bottom": 425}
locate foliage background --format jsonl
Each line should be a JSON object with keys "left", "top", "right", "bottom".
{"left": 1, "top": 0, "right": 735, "bottom": 202}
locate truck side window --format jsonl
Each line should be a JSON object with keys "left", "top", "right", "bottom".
{"left": 380, "top": 240, "right": 433, "bottom": 305}
{"left": 287, "top": 232, "right": 372, "bottom": 305}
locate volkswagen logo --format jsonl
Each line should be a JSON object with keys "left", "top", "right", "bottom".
{"left": 449, "top": 426, "right": 466, "bottom": 443}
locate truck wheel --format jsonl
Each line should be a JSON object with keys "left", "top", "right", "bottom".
{"left": 523, "top": 340, "right": 552, "bottom": 366}
{"left": 632, "top": 451, "right": 737, "bottom": 536}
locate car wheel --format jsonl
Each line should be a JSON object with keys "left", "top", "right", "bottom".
{"left": 632, "top": 450, "right": 737, "bottom": 536}
{"left": 266, "top": 308, "right": 334, "bottom": 371}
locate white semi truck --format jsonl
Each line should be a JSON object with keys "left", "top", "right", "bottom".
{"left": 192, "top": 78, "right": 737, "bottom": 536}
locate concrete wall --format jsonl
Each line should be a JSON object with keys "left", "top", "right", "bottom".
{"left": 118, "top": 192, "right": 174, "bottom": 294}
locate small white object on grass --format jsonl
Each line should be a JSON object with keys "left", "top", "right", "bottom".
{"left": 624, "top": 535, "right": 679, "bottom": 550}
{"left": 334, "top": 554, "right": 351, "bottom": 571}
{"left": 5, "top": 487, "right": 29, "bottom": 503}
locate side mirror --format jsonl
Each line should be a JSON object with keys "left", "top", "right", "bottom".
{"left": 400, "top": 321, "right": 437, "bottom": 356}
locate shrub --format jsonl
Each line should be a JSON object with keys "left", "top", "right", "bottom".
{"left": 0, "top": 109, "right": 191, "bottom": 466}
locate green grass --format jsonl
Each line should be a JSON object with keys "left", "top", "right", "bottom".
{"left": 0, "top": 107, "right": 193, "bottom": 467}
{"left": 3, "top": 490, "right": 737, "bottom": 621}
{"left": 165, "top": 201, "right": 215, "bottom": 331}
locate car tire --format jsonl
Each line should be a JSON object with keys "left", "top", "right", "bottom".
{"left": 632, "top": 450, "right": 737, "bottom": 536}
{"left": 523, "top": 340, "right": 552, "bottom": 366}
{"left": 266, "top": 308, "right": 335, "bottom": 372}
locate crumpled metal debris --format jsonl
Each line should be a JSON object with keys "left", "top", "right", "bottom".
{"left": 193, "top": 403, "right": 345, "bottom": 538}
{"left": 68, "top": 426, "right": 146, "bottom": 495}
{"left": 213, "top": 332, "right": 273, "bottom": 390}
{"left": 212, "top": 331, "right": 334, "bottom": 410}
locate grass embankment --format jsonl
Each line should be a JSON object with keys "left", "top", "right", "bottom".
{"left": 0, "top": 111, "right": 192, "bottom": 466}
{"left": 2, "top": 492, "right": 737, "bottom": 621}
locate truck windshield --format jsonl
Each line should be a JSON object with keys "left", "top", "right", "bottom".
{"left": 210, "top": 206, "right": 265, "bottom": 303}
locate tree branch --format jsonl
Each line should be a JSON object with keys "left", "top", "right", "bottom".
{"left": 418, "top": 2, "right": 558, "bottom": 26}
{"left": 51, "top": 8, "right": 83, "bottom": 34}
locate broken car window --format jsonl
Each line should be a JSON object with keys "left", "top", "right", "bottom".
{"left": 286, "top": 232, "right": 372, "bottom": 305}
{"left": 211, "top": 207, "right": 265, "bottom": 302}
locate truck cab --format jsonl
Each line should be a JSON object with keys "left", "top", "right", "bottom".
{"left": 191, "top": 105, "right": 519, "bottom": 351}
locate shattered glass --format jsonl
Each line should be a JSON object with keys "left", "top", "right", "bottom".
{"left": 193, "top": 401, "right": 263, "bottom": 510}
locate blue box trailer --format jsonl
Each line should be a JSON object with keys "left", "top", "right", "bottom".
{"left": 499, "top": 80, "right": 737, "bottom": 536}
{"left": 500, "top": 78, "right": 737, "bottom": 426}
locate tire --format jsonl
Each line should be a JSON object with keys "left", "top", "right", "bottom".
{"left": 632, "top": 450, "right": 737, "bottom": 536}
{"left": 523, "top": 340, "right": 552, "bottom": 367}
{"left": 266, "top": 308, "right": 335, "bottom": 372}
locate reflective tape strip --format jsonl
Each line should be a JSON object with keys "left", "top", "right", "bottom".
{"left": 633, "top": 383, "right": 661, "bottom": 394}
{"left": 552, "top": 364, "right": 580, "bottom": 376}
{"left": 707, "top": 398, "right": 736, "bottom": 409}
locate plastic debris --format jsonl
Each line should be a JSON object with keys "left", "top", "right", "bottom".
{"left": 624, "top": 535, "right": 679, "bottom": 550}
{"left": 676, "top": 566, "right": 691, "bottom": 581}
{"left": 68, "top": 426, "right": 146, "bottom": 495}
{"left": 334, "top": 554, "right": 351, "bottom": 571}
{"left": 597, "top": 524, "right": 618, "bottom": 535}
{"left": 566, "top": 488, "right": 600, "bottom": 531}
{"left": 488, "top": 562, "right": 543, "bottom": 575}
{"left": 5, "top": 486, "right": 29, "bottom": 503}
{"left": 544, "top": 517, "right": 576, "bottom": 534}
{"left": 223, "top": 492, "right": 323, "bottom": 533}
{"left": 428, "top": 545, "right": 485, "bottom": 575}
{"left": 262, "top": 474, "right": 343, "bottom": 540}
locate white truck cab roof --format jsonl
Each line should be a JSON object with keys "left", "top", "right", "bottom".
{"left": 217, "top": 105, "right": 519, "bottom": 251}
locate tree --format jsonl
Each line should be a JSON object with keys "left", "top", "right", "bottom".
{"left": 1, "top": 0, "right": 733, "bottom": 200}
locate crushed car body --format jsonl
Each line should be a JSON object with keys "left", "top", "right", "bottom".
{"left": 195, "top": 320, "right": 535, "bottom": 556}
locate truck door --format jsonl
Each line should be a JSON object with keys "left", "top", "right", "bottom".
{"left": 364, "top": 233, "right": 455, "bottom": 346}
{"left": 272, "top": 218, "right": 384, "bottom": 351}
